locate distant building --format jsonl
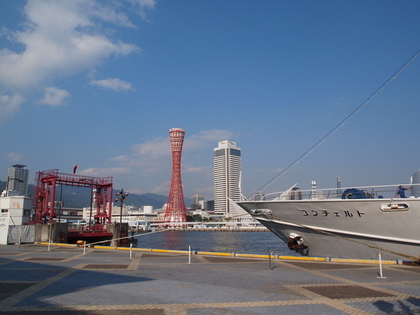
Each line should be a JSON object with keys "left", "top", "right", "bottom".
{"left": 0, "top": 195, "right": 33, "bottom": 245}
{"left": 6, "top": 165, "right": 29, "bottom": 197}
{"left": 191, "top": 194, "right": 204, "bottom": 210}
{"left": 214, "top": 140, "right": 242, "bottom": 216}
{"left": 206, "top": 200, "right": 214, "bottom": 211}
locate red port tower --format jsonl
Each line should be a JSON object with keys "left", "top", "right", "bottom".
{"left": 164, "top": 128, "right": 187, "bottom": 223}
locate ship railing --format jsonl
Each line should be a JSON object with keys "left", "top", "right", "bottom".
{"left": 250, "top": 183, "right": 420, "bottom": 201}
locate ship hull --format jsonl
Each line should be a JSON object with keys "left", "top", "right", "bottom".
{"left": 67, "top": 231, "right": 113, "bottom": 245}
{"left": 237, "top": 198, "right": 420, "bottom": 261}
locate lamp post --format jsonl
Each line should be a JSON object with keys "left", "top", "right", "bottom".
{"left": 115, "top": 189, "right": 128, "bottom": 246}
{"left": 115, "top": 189, "right": 128, "bottom": 225}
{"left": 89, "top": 188, "right": 96, "bottom": 227}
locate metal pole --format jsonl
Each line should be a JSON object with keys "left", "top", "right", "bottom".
{"left": 58, "top": 185, "right": 62, "bottom": 223}
{"left": 89, "top": 189, "right": 93, "bottom": 227}
{"left": 377, "top": 253, "right": 386, "bottom": 278}
{"left": 130, "top": 243, "right": 133, "bottom": 259}
{"left": 115, "top": 189, "right": 128, "bottom": 247}
{"left": 188, "top": 246, "right": 191, "bottom": 264}
{"left": 83, "top": 241, "right": 86, "bottom": 255}
{"left": 119, "top": 199, "right": 123, "bottom": 226}
{"left": 48, "top": 224, "right": 52, "bottom": 251}
{"left": 118, "top": 201, "right": 122, "bottom": 247}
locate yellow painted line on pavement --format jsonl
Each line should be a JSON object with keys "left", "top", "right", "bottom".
{"left": 39, "top": 242, "right": 77, "bottom": 247}
{"left": 278, "top": 256, "right": 327, "bottom": 261}
{"left": 331, "top": 258, "right": 397, "bottom": 264}
{"left": 196, "top": 251, "right": 232, "bottom": 256}
{"left": 151, "top": 249, "right": 190, "bottom": 254}
{"left": 35, "top": 243, "right": 399, "bottom": 265}
{"left": 235, "top": 254, "right": 270, "bottom": 259}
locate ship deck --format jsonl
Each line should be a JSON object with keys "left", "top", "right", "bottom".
{"left": 0, "top": 243, "right": 419, "bottom": 314}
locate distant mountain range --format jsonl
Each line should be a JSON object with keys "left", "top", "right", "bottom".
{"left": 0, "top": 180, "right": 192, "bottom": 209}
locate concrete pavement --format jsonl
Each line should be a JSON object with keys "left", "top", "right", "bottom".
{"left": 0, "top": 244, "right": 419, "bottom": 314}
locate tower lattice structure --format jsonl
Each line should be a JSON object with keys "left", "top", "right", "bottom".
{"left": 164, "top": 128, "right": 187, "bottom": 223}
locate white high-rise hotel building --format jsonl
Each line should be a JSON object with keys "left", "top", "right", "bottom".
{"left": 214, "top": 140, "right": 242, "bottom": 216}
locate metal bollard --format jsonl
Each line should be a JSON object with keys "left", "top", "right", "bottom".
{"left": 377, "top": 253, "right": 386, "bottom": 279}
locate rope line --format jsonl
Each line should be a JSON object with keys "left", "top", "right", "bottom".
{"left": 254, "top": 49, "right": 420, "bottom": 195}
{"left": 86, "top": 212, "right": 252, "bottom": 247}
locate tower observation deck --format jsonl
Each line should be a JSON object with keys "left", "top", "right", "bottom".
{"left": 164, "top": 128, "right": 187, "bottom": 223}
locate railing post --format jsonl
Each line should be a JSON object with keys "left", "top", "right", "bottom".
{"left": 377, "top": 253, "right": 386, "bottom": 279}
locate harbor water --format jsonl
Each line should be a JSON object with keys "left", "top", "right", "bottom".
{"left": 133, "top": 230, "right": 299, "bottom": 256}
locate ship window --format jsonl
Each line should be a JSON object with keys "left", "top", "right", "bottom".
{"left": 380, "top": 203, "right": 409, "bottom": 212}
{"left": 1, "top": 209, "right": 8, "bottom": 213}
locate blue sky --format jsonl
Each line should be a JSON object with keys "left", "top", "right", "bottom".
{"left": 1, "top": 0, "right": 420, "bottom": 201}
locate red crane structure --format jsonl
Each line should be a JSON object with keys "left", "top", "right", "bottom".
{"left": 164, "top": 128, "right": 187, "bottom": 223}
{"left": 33, "top": 169, "right": 113, "bottom": 225}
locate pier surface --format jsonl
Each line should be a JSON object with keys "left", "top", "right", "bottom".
{"left": 0, "top": 244, "right": 419, "bottom": 314}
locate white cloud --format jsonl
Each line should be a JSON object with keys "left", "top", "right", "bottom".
{"left": 193, "top": 129, "right": 235, "bottom": 142}
{"left": 151, "top": 181, "right": 170, "bottom": 195}
{"left": 115, "top": 129, "right": 236, "bottom": 168}
{"left": 194, "top": 186, "right": 214, "bottom": 195}
{"left": 5, "top": 152, "right": 25, "bottom": 162}
{"left": 0, "top": 1, "right": 139, "bottom": 90}
{"left": 79, "top": 167, "right": 131, "bottom": 177}
{"left": 38, "top": 87, "right": 70, "bottom": 106}
{"left": 126, "top": 188, "right": 145, "bottom": 195}
{"left": 258, "top": 167, "right": 286, "bottom": 177}
{"left": 0, "top": 0, "right": 155, "bottom": 121}
{"left": 184, "top": 129, "right": 236, "bottom": 152}
{"left": 185, "top": 166, "right": 209, "bottom": 173}
{"left": 127, "top": 0, "right": 157, "bottom": 21}
{"left": 0, "top": 94, "right": 25, "bottom": 122}
{"left": 131, "top": 137, "right": 170, "bottom": 159}
{"left": 89, "top": 78, "right": 133, "bottom": 91}
{"left": 110, "top": 155, "right": 131, "bottom": 162}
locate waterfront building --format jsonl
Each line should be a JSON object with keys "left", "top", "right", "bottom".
{"left": 191, "top": 194, "right": 205, "bottom": 210}
{"left": 206, "top": 200, "right": 214, "bottom": 211}
{"left": 0, "top": 195, "right": 32, "bottom": 244}
{"left": 6, "top": 164, "right": 29, "bottom": 197}
{"left": 214, "top": 140, "right": 242, "bottom": 216}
